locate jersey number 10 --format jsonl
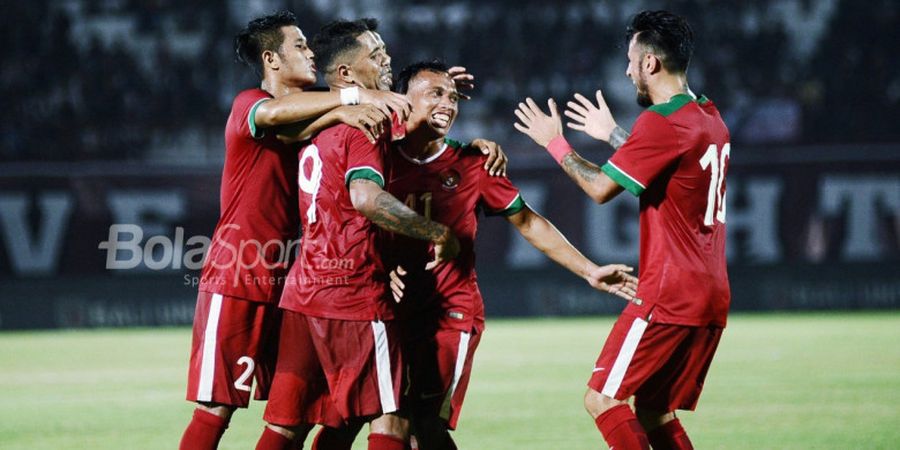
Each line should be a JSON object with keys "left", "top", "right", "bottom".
{"left": 699, "top": 143, "right": 729, "bottom": 226}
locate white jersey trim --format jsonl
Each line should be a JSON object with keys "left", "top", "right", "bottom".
{"left": 606, "top": 160, "right": 646, "bottom": 189}
{"left": 601, "top": 316, "right": 648, "bottom": 398}
{"left": 397, "top": 143, "right": 449, "bottom": 165}
{"left": 371, "top": 321, "right": 397, "bottom": 413}
{"left": 345, "top": 165, "right": 385, "bottom": 186}
{"left": 440, "top": 331, "right": 471, "bottom": 420}
{"left": 197, "top": 293, "right": 224, "bottom": 402}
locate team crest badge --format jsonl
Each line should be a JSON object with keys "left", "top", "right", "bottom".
{"left": 439, "top": 169, "right": 461, "bottom": 191}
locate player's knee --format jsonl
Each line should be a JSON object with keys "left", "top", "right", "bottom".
{"left": 196, "top": 402, "right": 236, "bottom": 421}
{"left": 267, "top": 423, "right": 314, "bottom": 442}
{"left": 635, "top": 407, "right": 676, "bottom": 431}
{"left": 370, "top": 413, "right": 410, "bottom": 439}
{"left": 583, "top": 388, "right": 624, "bottom": 418}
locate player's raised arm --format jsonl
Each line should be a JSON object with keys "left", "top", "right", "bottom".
{"left": 349, "top": 178, "right": 460, "bottom": 269}
{"left": 504, "top": 206, "right": 639, "bottom": 303}
{"left": 514, "top": 97, "right": 624, "bottom": 204}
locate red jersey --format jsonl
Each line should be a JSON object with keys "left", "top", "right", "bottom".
{"left": 199, "top": 88, "right": 299, "bottom": 303}
{"left": 382, "top": 139, "right": 524, "bottom": 332}
{"left": 279, "top": 124, "right": 394, "bottom": 321}
{"left": 602, "top": 94, "right": 731, "bottom": 327}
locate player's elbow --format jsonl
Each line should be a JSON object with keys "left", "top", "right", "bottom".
{"left": 591, "top": 190, "right": 615, "bottom": 205}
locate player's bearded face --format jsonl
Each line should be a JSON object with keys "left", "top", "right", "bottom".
{"left": 626, "top": 37, "right": 653, "bottom": 107}
{"left": 353, "top": 31, "right": 393, "bottom": 90}
{"left": 635, "top": 70, "right": 652, "bottom": 107}
{"left": 407, "top": 71, "right": 459, "bottom": 136}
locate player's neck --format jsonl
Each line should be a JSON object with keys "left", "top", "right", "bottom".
{"left": 649, "top": 74, "right": 693, "bottom": 105}
{"left": 260, "top": 78, "right": 306, "bottom": 98}
{"left": 402, "top": 126, "right": 444, "bottom": 159}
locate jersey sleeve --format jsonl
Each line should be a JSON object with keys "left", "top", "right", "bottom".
{"left": 344, "top": 128, "right": 386, "bottom": 188}
{"left": 233, "top": 91, "right": 270, "bottom": 140}
{"left": 480, "top": 171, "right": 525, "bottom": 216}
{"left": 601, "top": 111, "right": 681, "bottom": 196}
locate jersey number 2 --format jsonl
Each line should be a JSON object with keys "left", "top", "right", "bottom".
{"left": 298, "top": 145, "right": 323, "bottom": 223}
{"left": 699, "top": 143, "right": 729, "bottom": 226}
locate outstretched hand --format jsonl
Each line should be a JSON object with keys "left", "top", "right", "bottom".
{"left": 564, "top": 90, "right": 618, "bottom": 142}
{"left": 587, "top": 264, "right": 641, "bottom": 305}
{"left": 513, "top": 97, "right": 563, "bottom": 147}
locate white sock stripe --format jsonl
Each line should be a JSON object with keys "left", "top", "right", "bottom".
{"left": 440, "top": 331, "right": 471, "bottom": 420}
{"left": 601, "top": 317, "right": 648, "bottom": 398}
{"left": 371, "top": 321, "right": 397, "bottom": 413}
{"left": 197, "top": 293, "right": 224, "bottom": 402}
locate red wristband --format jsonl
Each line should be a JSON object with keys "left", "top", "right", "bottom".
{"left": 546, "top": 135, "right": 574, "bottom": 164}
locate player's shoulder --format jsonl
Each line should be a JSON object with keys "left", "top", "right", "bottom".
{"left": 444, "top": 138, "right": 487, "bottom": 166}
{"left": 233, "top": 88, "right": 271, "bottom": 107}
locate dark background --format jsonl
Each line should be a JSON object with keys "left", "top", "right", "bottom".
{"left": 1, "top": 0, "right": 898, "bottom": 329}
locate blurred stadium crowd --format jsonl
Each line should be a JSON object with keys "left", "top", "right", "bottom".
{"left": 3, "top": 0, "right": 899, "bottom": 163}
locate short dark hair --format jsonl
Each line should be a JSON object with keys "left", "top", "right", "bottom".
{"left": 234, "top": 11, "right": 299, "bottom": 78}
{"left": 625, "top": 10, "right": 694, "bottom": 73}
{"left": 310, "top": 18, "right": 378, "bottom": 82}
{"left": 394, "top": 60, "right": 450, "bottom": 94}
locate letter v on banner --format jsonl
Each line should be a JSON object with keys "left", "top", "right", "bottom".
{"left": 0, "top": 192, "right": 74, "bottom": 276}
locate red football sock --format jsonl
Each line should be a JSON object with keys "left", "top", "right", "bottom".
{"left": 311, "top": 426, "right": 354, "bottom": 450}
{"left": 179, "top": 408, "right": 229, "bottom": 450}
{"left": 256, "top": 426, "right": 296, "bottom": 450}
{"left": 367, "top": 433, "right": 406, "bottom": 450}
{"left": 594, "top": 404, "right": 650, "bottom": 450}
{"left": 647, "top": 418, "right": 693, "bottom": 450}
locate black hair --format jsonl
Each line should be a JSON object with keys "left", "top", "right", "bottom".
{"left": 625, "top": 10, "right": 694, "bottom": 73}
{"left": 234, "top": 11, "right": 299, "bottom": 78}
{"left": 310, "top": 18, "right": 378, "bottom": 82}
{"left": 394, "top": 59, "right": 450, "bottom": 94}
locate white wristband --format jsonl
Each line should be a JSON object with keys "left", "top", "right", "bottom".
{"left": 340, "top": 87, "right": 360, "bottom": 105}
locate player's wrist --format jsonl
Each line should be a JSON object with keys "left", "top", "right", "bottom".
{"left": 340, "top": 87, "right": 360, "bottom": 105}
{"left": 546, "top": 135, "right": 573, "bottom": 164}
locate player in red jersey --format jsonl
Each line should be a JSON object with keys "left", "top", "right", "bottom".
{"left": 387, "top": 61, "right": 641, "bottom": 450}
{"left": 179, "top": 11, "right": 416, "bottom": 450}
{"left": 254, "top": 19, "right": 462, "bottom": 450}
{"left": 515, "top": 10, "right": 730, "bottom": 450}
{"left": 316, "top": 61, "right": 639, "bottom": 450}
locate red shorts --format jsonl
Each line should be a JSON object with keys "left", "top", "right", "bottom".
{"left": 185, "top": 292, "right": 281, "bottom": 407}
{"left": 403, "top": 319, "right": 482, "bottom": 430}
{"left": 588, "top": 311, "right": 723, "bottom": 412}
{"left": 264, "top": 311, "right": 403, "bottom": 428}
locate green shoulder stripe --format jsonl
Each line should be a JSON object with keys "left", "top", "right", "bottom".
{"left": 601, "top": 162, "right": 644, "bottom": 196}
{"left": 345, "top": 167, "right": 385, "bottom": 188}
{"left": 647, "top": 93, "right": 693, "bottom": 117}
{"left": 487, "top": 194, "right": 526, "bottom": 217}
{"left": 248, "top": 98, "right": 269, "bottom": 139}
{"left": 443, "top": 137, "right": 465, "bottom": 149}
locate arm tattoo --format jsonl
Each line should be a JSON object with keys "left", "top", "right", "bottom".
{"left": 561, "top": 153, "right": 603, "bottom": 186}
{"left": 370, "top": 191, "right": 445, "bottom": 241}
{"left": 609, "top": 126, "right": 630, "bottom": 150}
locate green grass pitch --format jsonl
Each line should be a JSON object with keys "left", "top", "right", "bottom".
{"left": 1, "top": 312, "right": 898, "bottom": 449}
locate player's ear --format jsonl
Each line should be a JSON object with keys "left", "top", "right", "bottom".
{"left": 262, "top": 49, "right": 279, "bottom": 71}
{"left": 337, "top": 63, "right": 355, "bottom": 85}
{"left": 645, "top": 53, "right": 662, "bottom": 75}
